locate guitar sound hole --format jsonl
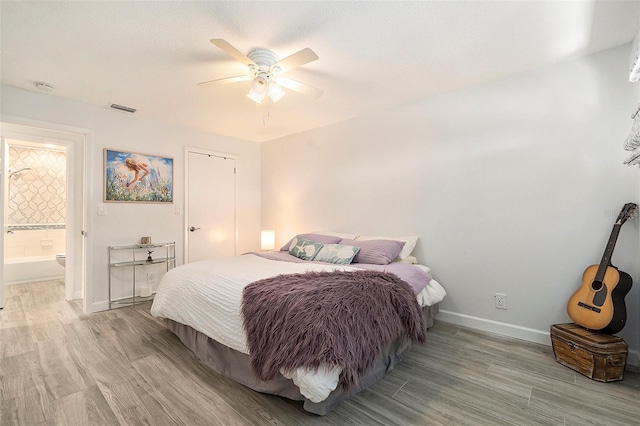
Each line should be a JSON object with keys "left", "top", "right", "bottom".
{"left": 591, "top": 281, "right": 603, "bottom": 291}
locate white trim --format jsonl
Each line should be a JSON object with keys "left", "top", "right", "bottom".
{"left": 436, "top": 310, "right": 640, "bottom": 369}
{"left": 184, "top": 146, "right": 238, "bottom": 264}
{"left": 0, "top": 139, "right": 7, "bottom": 308}
{"left": 91, "top": 300, "right": 110, "bottom": 312}
{"left": 183, "top": 146, "right": 189, "bottom": 264}
{"left": 8, "top": 275, "right": 64, "bottom": 286}
{"left": 437, "top": 309, "right": 553, "bottom": 346}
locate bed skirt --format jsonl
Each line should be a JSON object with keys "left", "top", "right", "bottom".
{"left": 164, "top": 303, "right": 439, "bottom": 415}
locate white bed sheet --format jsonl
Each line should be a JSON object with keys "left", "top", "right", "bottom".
{"left": 150, "top": 254, "right": 446, "bottom": 402}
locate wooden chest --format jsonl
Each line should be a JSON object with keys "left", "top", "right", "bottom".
{"left": 550, "top": 323, "right": 627, "bottom": 382}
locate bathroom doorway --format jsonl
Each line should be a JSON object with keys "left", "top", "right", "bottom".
{"left": 5, "top": 140, "right": 67, "bottom": 282}
{"left": 0, "top": 122, "right": 86, "bottom": 310}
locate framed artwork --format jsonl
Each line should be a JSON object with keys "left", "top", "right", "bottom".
{"left": 104, "top": 149, "right": 173, "bottom": 203}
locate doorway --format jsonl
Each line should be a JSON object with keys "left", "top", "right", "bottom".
{"left": 1, "top": 122, "right": 86, "bottom": 309}
{"left": 185, "top": 148, "right": 236, "bottom": 263}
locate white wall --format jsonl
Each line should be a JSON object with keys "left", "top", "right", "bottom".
{"left": 262, "top": 45, "right": 640, "bottom": 364}
{"left": 1, "top": 84, "right": 261, "bottom": 311}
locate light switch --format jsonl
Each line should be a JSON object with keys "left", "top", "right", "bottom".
{"left": 175, "top": 206, "right": 181, "bottom": 215}
{"left": 97, "top": 205, "right": 106, "bottom": 216}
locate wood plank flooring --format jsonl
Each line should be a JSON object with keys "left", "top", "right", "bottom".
{"left": 1, "top": 279, "right": 639, "bottom": 425}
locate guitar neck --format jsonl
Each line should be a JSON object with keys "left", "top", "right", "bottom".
{"left": 595, "top": 223, "right": 622, "bottom": 281}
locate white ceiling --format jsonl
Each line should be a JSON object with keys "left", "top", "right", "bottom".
{"left": 1, "top": 1, "right": 639, "bottom": 143}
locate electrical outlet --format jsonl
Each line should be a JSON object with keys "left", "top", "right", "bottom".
{"left": 495, "top": 293, "right": 507, "bottom": 310}
{"left": 147, "top": 272, "right": 157, "bottom": 284}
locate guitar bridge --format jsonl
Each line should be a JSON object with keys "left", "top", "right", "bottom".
{"left": 577, "top": 301, "right": 601, "bottom": 313}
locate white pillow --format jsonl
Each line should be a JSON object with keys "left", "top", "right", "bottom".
{"left": 355, "top": 235, "right": 418, "bottom": 260}
{"left": 394, "top": 255, "right": 418, "bottom": 264}
{"left": 313, "top": 230, "right": 360, "bottom": 240}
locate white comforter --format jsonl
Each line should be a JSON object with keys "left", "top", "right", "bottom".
{"left": 150, "top": 254, "right": 446, "bottom": 402}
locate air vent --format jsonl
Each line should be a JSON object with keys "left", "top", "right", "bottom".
{"left": 110, "top": 103, "right": 137, "bottom": 113}
{"left": 35, "top": 82, "right": 54, "bottom": 92}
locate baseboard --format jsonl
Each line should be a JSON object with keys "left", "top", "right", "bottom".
{"left": 435, "top": 310, "right": 640, "bottom": 369}
{"left": 7, "top": 275, "right": 64, "bottom": 286}
{"left": 436, "top": 310, "right": 551, "bottom": 345}
{"left": 73, "top": 290, "right": 83, "bottom": 300}
{"left": 91, "top": 300, "right": 110, "bottom": 313}
{"left": 90, "top": 297, "right": 155, "bottom": 314}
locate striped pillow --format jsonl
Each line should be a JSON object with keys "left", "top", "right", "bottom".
{"left": 339, "top": 239, "right": 405, "bottom": 265}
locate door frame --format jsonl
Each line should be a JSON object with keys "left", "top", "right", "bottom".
{"left": 0, "top": 119, "right": 89, "bottom": 311}
{"left": 184, "top": 146, "right": 237, "bottom": 263}
{"left": 0, "top": 140, "right": 8, "bottom": 308}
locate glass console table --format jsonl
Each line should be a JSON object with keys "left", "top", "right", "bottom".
{"left": 108, "top": 242, "right": 175, "bottom": 308}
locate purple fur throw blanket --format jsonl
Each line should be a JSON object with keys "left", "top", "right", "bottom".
{"left": 241, "top": 269, "right": 426, "bottom": 390}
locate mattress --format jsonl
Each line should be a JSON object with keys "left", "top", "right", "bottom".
{"left": 150, "top": 253, "right": 446, "bottom": 404}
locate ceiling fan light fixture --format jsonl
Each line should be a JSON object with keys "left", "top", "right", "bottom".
{"left": 268, "top": 83, "right": 286, "bottom": 103}
{"left": 247, "top": 90, "right": 266, "bottom": 104}
{"left": 247, "top": 76, "right": 268, "bottom": 104}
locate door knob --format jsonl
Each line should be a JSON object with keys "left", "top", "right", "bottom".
{"left": 189, "top": 226, "right": 201, "bottom": 232}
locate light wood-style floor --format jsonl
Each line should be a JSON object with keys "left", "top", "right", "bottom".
{"left": 1, "top": 280, "right": 639, "bottom": 425}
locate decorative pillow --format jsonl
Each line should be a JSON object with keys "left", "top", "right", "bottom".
{"left": 280, "top": 233, "right": 342, "bottom": 251}
{"left": 339, "top": 239, "right": 405, "bottom": 265}
{"left": 355, "top": 235, "right": 418, "bottom": 260}
{"left": 314, "top": 244, "right": 360, "bottom": 265}
{"left": 288, "top": 236, "right": 324, "bottom": 261}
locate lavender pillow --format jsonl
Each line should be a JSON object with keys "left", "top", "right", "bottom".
{"left": 280, "top": 233, "right": 342, "bottom": 251}
{"left": 340, "top": 239, "right": 406, "bottom": 265}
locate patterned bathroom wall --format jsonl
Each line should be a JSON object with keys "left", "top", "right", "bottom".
{"left": 8, "top": 146, "right": 66, "bottom": 224}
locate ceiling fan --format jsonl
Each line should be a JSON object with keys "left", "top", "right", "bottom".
{"left": 198, "top": 39, "right": 323, "bottom": 104}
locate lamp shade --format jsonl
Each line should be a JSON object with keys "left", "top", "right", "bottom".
{"left": 261, "top": 230, "right": 276, "bottom": 251}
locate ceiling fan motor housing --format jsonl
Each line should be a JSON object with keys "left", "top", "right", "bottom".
{"left": 248, "top": 48, "right": 280, "bottom": 76}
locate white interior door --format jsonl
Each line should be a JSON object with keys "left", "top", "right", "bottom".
{"left": 187, "top": 150, "right": 236, "bottom": 262}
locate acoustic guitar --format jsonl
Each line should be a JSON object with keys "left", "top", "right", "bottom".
{"left": 567, "top": 203, "right": 637, "bottom": 334}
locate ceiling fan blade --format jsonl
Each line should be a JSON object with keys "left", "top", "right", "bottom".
{"left": 197, "top": 75, "right": 252, "bottom": 89}
{"left": 272, "top": 48, "right": 318, "bottom": 73}
{"left": 210, "top": 39, "right": 256, "bottom": 67}
{"left": 277, "top": 78, "right": 324, "bottom": 99}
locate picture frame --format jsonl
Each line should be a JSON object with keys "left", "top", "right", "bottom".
{"left": 104, "top": 149, "right": 173, "bottom": 203}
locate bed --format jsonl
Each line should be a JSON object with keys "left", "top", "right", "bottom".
{"left": 150, "top": 233, "right": 446, "bottom": 415}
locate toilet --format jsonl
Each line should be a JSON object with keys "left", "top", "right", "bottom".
{"left": 56, "top": 254, "right": 65, "bottom": 267}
